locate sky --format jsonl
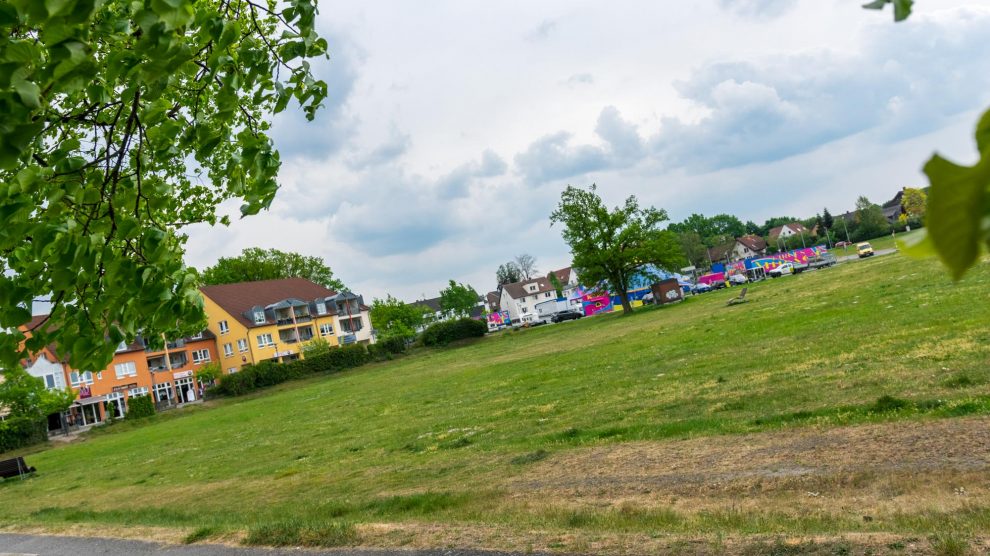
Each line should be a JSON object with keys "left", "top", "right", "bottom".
{"left": 181, "top": 0, "right": 990, "bottom": 303}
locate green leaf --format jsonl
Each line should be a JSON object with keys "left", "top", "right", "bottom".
{"left": 13, "top": 77, "right": 41, "bottom": 108}
{"left": 861, "top": 0, "right": 887, "bottom": 9}
{"left": 893, "top": 0, "right": 913, "bottom": 22}
{"left": 45, "top": 0, "right": 75, "bottom": 17}
{"left": 923, "top": 154, "right": 987, "bottom": 280}
{"left": 976, "top": 108, "right": 990, "bottom": 155}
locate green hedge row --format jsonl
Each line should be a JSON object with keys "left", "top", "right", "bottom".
{"left": 213, "top": 343, "right": 392, "bottom": 397}
{"left": 419, "top": 318, "right": 487, "bottom": 347}
{"left": 0, "top": 417, "right": 47, "bottom": 454}
{"left": 125, "top": 395, "right": 155, "bottom": 419}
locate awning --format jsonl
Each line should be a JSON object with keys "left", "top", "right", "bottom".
{"left": 72, "top": 395, "right": 107, "bottom": 406}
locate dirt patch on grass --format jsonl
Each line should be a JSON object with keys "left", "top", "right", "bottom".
{"left": 512, "top": 416, "right": 990, "bottom": 512}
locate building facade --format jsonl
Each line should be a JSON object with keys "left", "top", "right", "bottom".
{"left": 200, "top": 278, "right": 374, "bottom": 373}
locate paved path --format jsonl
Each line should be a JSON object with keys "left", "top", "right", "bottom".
{"left": 0, "top": 534, "right": 544, "bottom": 556}
{"left": 834, "top": 247, "right": 896, "bottom": 263}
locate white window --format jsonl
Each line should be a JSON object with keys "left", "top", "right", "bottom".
{"left": 191, "top": 349, "right": 211, "bottom": 364}
{"left": 223, "top": 343, "right": 234, "bottom": 357}
{"left": 545, "top": 292, "right": 552, "bottom": 298}
{"left": 256, "top": 333, "right": 274, "bottom": 348}
{"left": 319, "top": 323, "right": 333, "bottom": 336}
{"left": 520, "top": 306, "right": 528, "bottom": 313}
{"left": 315, "top": 302, "right": 327, "bottom": 316}
{"left": 228, "top": 367, "right": 238, "bottom": 374}
{"left": 154, "top": 382, "right": 173, "bottom": 402}
{"left": 70, "top": 371, "right": 93, "bottom": 386}
{"left": 114, "top": 361, "right": 137, "bottom": 379}
{"left": 219, "top": 320, "right": 229, "bottom": 334}
{"left": 253, "top": 311, "right": 266, "bottom": 324}
{"left": 43, "top": 374, "right": 57, "bottom": 389}
{"left": 128, "top": 387, "right": 149, "bottom": 397}
{"left": 237, "top": 338, "right": 249, "bottom": 352}
{"left": 96, "top": 371, "right": 103, "bottom": 380}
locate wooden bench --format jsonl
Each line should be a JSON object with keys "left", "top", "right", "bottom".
{"left": 726, "top": 287, "right": 748, "bottom": 306}
{"left": 0, "top": 456, "right": 36, "bottom": 480}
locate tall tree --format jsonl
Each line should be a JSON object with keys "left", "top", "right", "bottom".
{"left": 854, "top": 196, "right": 891, "bottom": 241}
{"left": 370, "top": 295, "right": 429, "bottom": 341}
{"left": 0, "top": 366, "right": 75, "bottom": 422}
{"left": 495, "top": 262, "right": 522, "bottom": 286}
{"left": 0, "top": 1, "right": 328, "bottom": 372}
{"left": 201, "top": 248, "right": 345, "bottom": 290}
{"left": 550, "top": 185, "right": 685, "bottom": 314}
{"left": 439, "top": 280, "right": 479, "bottom": 318}
{"left": 678, "top": 232, "right": 709, "bottom": 268}
{"left": 513, "top": 254, "right": 538, "bottom": 280}
{"left": 823, "top": 208, "right": 835, "bottom": 231}
{"left": 901, "top": 187, "right": 927, "bottom": 220}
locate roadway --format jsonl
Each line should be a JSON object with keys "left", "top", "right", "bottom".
{"left": 0, "top": 533, "right": 546, "bottom": 556}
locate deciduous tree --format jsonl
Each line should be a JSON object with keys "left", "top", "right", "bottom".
{"left": 513, "top": 254, "right": 538, "bottom": 280}
{"left": 370, "top": 295, "right": 429, "bottom": 341}
{"left": 901, "top": 187, "right": 927, "bottom": 220}
{"left": 854, "top": 196, "right": 891, "bottom": 241}
{"left": 0, "top": 0, "right": 328, "bottom": 372}
{"left": 495, "top": 262, "right": 522, "bottom": 286}
{"left": 439, "top": 281, "right": 479, "bottom": 319}
{"left": 201, "top": 248, "right": 344, "bottom": 290}
{"left": 550, "top": 185, "right": 685, "bottom": 314}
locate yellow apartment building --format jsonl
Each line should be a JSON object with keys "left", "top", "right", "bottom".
{"left": 199, "top": 278, "right": 374, "bottom": 374}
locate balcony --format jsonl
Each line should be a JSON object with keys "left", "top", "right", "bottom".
{"left": 298, "top": 327, "right": 314, "bottom": 342}
{"left": 146, "top": 353, "right": 188, "bottom": 371}
{"left": 278, "top": 331, "right": 299, "bottom": 344}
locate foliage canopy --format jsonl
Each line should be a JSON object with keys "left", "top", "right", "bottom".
{"left": 201, "top": 248, "right": 344, "bottom": 290}
{"left": 0, "top": 0, "right": 328, "bottom": 373}
{"left": 550, "top": 184, "right": 684, "bottom": 313}
{"left": 370, "top": 294, "right": 428, "bottom": 341}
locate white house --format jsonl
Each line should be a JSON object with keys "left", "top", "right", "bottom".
{"left": 24, "top": 352, "right": 68, "bottom": 391}
{"left": 499, "top": 267, "right": 582, "bottom": 324}
{"left": 768, "top": 222, "right": 810, "bottom": 241}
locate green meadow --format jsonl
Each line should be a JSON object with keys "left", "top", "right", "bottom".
{"left": 2, "top": 249, "right": 989, "bottom": 553}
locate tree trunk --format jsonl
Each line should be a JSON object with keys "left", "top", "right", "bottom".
{"left": 619, "top": 290, "right": 633, "bottom": 314}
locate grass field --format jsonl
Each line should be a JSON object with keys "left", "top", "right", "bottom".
{"left": 2, "top": 250, "right": 989, "bottom": 554}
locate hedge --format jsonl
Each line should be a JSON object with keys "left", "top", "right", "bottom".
{"left": 368, "top": 335, "right": 407, "bottom": 360}
{"left": 419, "top": 318, "right": 487, "bottom": 347}
{"left": 214, "top": 344, "right": 372, "bottom": 397}
{"left": 125, "top": 395, "right": 155, "bottom": 419}
{"left": 0, "top": 416, "right": 48, "bottom": 455}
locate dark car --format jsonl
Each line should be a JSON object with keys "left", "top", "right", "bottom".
{"left": 551, "top": 311, "right": 583, "bottom": 323}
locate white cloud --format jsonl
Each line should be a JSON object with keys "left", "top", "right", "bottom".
{"left": 180, "top": 1, "right": 990, "bottom": 303}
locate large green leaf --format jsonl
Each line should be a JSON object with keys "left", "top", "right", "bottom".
{"left": 923, "top": 154, "right": 987, "bottom": 280}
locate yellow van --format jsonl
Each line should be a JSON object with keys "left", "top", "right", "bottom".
{"left": 857, "top": 242, "right": 874, "bottom": 258}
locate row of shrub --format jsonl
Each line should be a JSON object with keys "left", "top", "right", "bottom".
{"left": 125, "top": 395, "right": 156, "bottom": 419}
{"left": 212, "top": 341, "right": 407, "bottom": 397}
{"left": 419, "top": 318, "right": 487, "bottom": 347}
{"left": 0, "top": 416, "right": 48, "bottom": 454}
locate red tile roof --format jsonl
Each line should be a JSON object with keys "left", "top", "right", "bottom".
{"left": 200, "top": 278, "right": 340, "bottom": 329}
{"left": 736, "top": 235, "right": 766, "bottom": 252}
{"left": 501, "top": 276, "right": 556, "bottom": 300}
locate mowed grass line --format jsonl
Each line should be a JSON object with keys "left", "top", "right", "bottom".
{"left": 1, "top": 252, "right": 989, "bottom": 545}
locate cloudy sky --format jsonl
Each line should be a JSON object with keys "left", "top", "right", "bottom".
{"left": 182, "top": 0, "right": 990, "bottom": 302}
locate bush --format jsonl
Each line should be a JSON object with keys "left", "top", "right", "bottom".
{"left": 214, "top": 344, "right": 372, "bottom": 397}
{"left": 0, "top": 416, "right": 47, "bottom": 454}
{"left": 126, "top": 395, "right": 155, "bottom": 419}
{"left": 419, "top": 318, "right": 487, "bottom": 347}
{"left": 368, "top": 336, "right": 407, "bottom": 360}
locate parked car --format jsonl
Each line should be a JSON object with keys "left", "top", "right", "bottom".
{"left": 835, "top": 241, "right": 852, "bottom": 248}
{"left": 691, "top": 283, "right": 712, "bottom": 294}
{"left": 728, "top": 274, "right": 748, "bottom": 285}
{"left": 551, "top": 311, "right": 582, "bottom": 323}
{"left": 769, "top": 263, "right": 794, "bottom": 277}
{"left": 857, "top": 242, "right": 874, "bottom": 258}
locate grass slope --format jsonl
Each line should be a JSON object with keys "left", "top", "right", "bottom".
{"left": 2, "top": 251, "right": 989, "bottom": 552}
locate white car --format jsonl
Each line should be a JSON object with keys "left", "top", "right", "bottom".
{"left": 769, "top": 263, "right": 793, "bottom": 277}
{"left": 728, "top": 274, "right": 748, "bottom": 285}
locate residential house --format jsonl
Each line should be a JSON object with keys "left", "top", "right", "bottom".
{"left": 199, "top": 278, "right": 374, "bottom": 374}
{"left": 19, "top": 315, "right": 218, "bottom": 426}
{"left": 882, "top": 189, "right": 906, "bottom": 223}
{"left": 410, "top": 294, "right": 487, "bottom": 326}
{"left": 768, "top": 222, "right": 810, "bottom": 242}
{"left": 498, "top": 267, "right": 581, "bottom": 324}
{"left": 732, "top": 235, "right": 767, "bottom": 260}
